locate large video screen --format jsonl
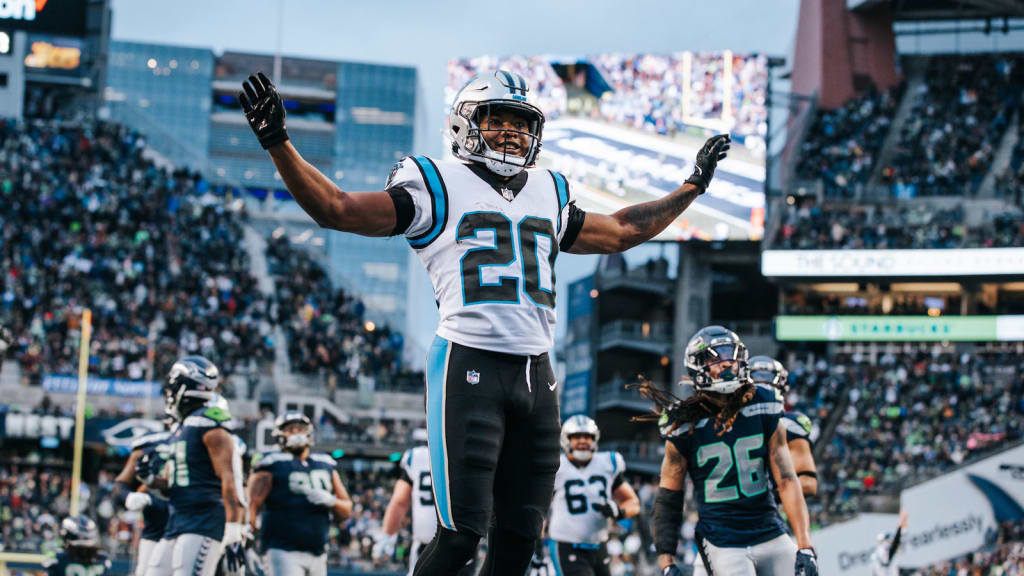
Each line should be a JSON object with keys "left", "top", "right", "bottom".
{"left": 446, "top": 52, "right": 767, "bottom": 241}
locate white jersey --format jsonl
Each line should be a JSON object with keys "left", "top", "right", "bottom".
{"left": 400, "top": 446, "right": 437, "bottom": 544}
{"left": 389, "top": 156, "right": 578, "bottom": 355}
{"left": 871, "top": 543, "right": 898, "bottom": 576}
{"left": 547, "top": 451, "right": 626, "bottom": 545}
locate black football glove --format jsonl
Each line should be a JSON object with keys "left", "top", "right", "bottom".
{"left": 593, "top": 500, "right": 622, "bottom": 520}
{"left": 795, "top": 547, "right": 818, "bottom": 576}
{"left": 239, "top": 71, "right": 289, "bottom": 150}
{"left": 134, "top": 450, "right": 165, "bottom": 487}
{"left": 661, "top": 564, "right": 683, "bottom": 576}
{"left": 222, "top": 542, "right": 247, "bottom": 576}
{"left": 685, "top": 134, "right": 731, "bottom": 193}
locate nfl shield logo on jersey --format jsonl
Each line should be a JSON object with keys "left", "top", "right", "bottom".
{"left": 466, "top": 370, "right": 480, "bottom": 385}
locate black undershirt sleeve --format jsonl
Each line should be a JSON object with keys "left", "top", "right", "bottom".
{"left": 387, "top": 186, "right": 414, "bottom": 237}
{"left": 559, "top": 203, "right": 586, "bottom": 252}
{"left": 888, "top": 526, "right": 902, "bottom": 559}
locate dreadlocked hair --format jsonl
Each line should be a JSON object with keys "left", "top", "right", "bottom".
{"left": 627, "top": 375, "right": 757, "bottom": 436}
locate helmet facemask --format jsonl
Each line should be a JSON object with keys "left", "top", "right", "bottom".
{"left": 448, "top": 69, "right": 546, "bottom": 178}
{"left": 567, "top": 433, "right": 597, "bottom": 463}
{"left": 273, "top": 412, "right": 314, "bottom": 454}
{"left": 455, "top": 101, "right": 543, "bottom": 177}
{"left": 686, "top": 334, "right": 750, "bottom": 396}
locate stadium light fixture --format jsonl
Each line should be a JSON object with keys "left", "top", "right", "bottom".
{"left": 364, "top": 321, "right": 376, "bottom": 333}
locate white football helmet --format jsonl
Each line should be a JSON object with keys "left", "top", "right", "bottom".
{"left": 560, "top": 415, "right": 599, "bottom": 463}
{"left": 448, "top": 69, "right": 545, "bottom": 177}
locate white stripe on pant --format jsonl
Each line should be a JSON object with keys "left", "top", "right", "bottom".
{"left": 264, "top": 548, "right": 327, "bottom": 576}
{"left": 691, "top": 533, "right": 798, "bottom": 576}
{"left": 170, "top": 534, "right": 224, "bottom": 576}
{"left": 145, "top": 538, "right": 175, "bottom": 576}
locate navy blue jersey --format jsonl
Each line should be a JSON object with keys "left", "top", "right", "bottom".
{"left": 131, "top": 431, "right": 172, "bottom": 541}
{"left": 770, "top": 410, "right": 814, "bottom": 506}
{"left": 667, "top": 385, "right": 787, "bottom": 548}
{"left": 252, "top": 450, "right": 337, "bottom": 555}
{"left": 251, "top": 448, "right": 335, "bottom": 553}
{"left": 43, "top": 551, "right": 110, "bottom": 576}
{"left": 164, "top": 404, "right": 234, "bottom": 540}
{"left": 781, "top": 411, "right": 813, "bottom": 448}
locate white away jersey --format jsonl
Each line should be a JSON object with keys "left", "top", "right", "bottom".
{"left": 389, "top": 156, "right": 578, "bottom": 355}
{"left": 547, "top": 451, "right": 626, "bottom": 545}
{"left": 401, "top": 446, "right": 437, "bottom": 544}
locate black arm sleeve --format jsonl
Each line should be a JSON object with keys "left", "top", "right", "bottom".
{"left": 559, "top": 203, "right": 586, "bottom": 252}
{"left": 653, "top": 487, "right": 685, "bottom": 555}
{"left": 888, "top": 526, "right": 902, "bottom": 559}
{"left": 387, "top": 186, "right": 414, "bottom": 237}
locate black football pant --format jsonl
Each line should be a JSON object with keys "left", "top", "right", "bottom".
{"left": 413, "top": 336, "right": 561, "bottom": 576}
{"left": 550, "top": 541, "right": 612, "bottom": 576}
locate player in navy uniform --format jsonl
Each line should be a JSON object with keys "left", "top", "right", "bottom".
{"left": 748, "top": 356, "right": 818, "bottom": 500}
{"left": 140, "top": 356, "right": 247, "bottom": 576}
{"left": 114, "top": 415, "right": 175, "bottom": 576}
{"left": 43, "top": 515, "right": 111, "bottom": 576}
{"left": 247, "top": 412, "right": 353, "bottom": 576}
{"left": 240, "top": 69, "right": 729, "bottom": 576}
{"left": 635, "top": 327, "right": 818, "bottom": 576}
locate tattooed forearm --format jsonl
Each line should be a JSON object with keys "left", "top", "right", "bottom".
{"left": 773, "top": 448, "right": 797, "bottom": 481}
{"left": 612, "top": 183, "right": 701, "bottom": 249}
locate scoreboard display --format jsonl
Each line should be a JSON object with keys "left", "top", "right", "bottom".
{"left": 0, "top": 0, "right": 88, "bottom": 37}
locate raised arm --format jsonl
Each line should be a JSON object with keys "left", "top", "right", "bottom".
{"left": 240, "top": 72, "right": 397, "bottom": 236}
{"left": 567, "top": 134, "right": 730, "bottom": 254}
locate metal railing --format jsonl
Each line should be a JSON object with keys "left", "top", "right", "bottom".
{"left": 600, "top": 320, "right": 671, "bottom": 345}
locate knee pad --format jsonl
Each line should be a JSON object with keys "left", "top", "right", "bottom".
{"left": 413, "top": 528, "right": 480, "bottom": 576}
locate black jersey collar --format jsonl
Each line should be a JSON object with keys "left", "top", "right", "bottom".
{"left": 464, "top": 162, "right": 529, "bottom": 202}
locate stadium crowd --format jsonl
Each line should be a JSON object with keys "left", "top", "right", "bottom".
{"left": 446, "top": 56, "right": 568, "bottom": 120}
{"left": 265, "top": 235, "right": 415, "bottom": 393}
{"left": 593, "top": 52, "right": 767, "bottom": 143}
{"left": 772, "top": 197, "right": 1024, "bottom": 249}
{"left": 795, "top": 87, "right": 899, "bottom": 197}
{"left": 882, "top": 54, "right": 1023, "bottom": 197}
{"left": 0, "top": 119, "right": 272, "bottom": 384}
{"left": 808, "top": 348, "right": 1024, "bottom": 524}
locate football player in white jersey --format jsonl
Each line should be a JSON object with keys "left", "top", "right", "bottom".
{"left": 379, "top": 429, "right": 475, "bottom": 576}
{"left": 240, "top": 69, "right": 730, "bottom": 576}
{"left": 546, "top": 416, "right": 639, "bottom": 576}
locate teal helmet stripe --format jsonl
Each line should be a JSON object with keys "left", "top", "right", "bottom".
{"left": 498, "top": 69, "right": 525, "bottom": 96}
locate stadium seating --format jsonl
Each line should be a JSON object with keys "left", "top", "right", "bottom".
{"left": 771, "top": 196, "right": 1024, "bottom": 250}
{"left": 784, "top": 348, "right": 1024, "bottom": 526}
{"left": 882, "top": 54, "right": 1023, "bottom": 197}
{"left": 0, "top": 119, "right": 271, "bottom": 384}
{"left": 264, "top": 235, "right": 419, "bottom": 393}
{"left": 795, "top": 87, "right": 900, "bottom": 198}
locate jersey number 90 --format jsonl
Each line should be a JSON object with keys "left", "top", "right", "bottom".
{"left": 289, "top": 469, "right": 332, "bottom": 494}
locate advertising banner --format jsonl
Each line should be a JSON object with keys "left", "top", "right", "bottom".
{"left": 762, "top": 248, "right": 1024, "bottom": 277}
{"left": 774, "top": 315, "right": 1018, "bottom": 342}
{"left": 42, "top": 374, "right": 162, "bottom": 398}
{"left": 897, "top": 443, "right": 1024, "bottom": 567}
{"left": 813, "top": 513, "right": 900, "bottom": 576}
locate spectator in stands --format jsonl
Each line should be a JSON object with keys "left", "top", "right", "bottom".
{"left": 0, "top": 120, "right": 272, "bottom": 389}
